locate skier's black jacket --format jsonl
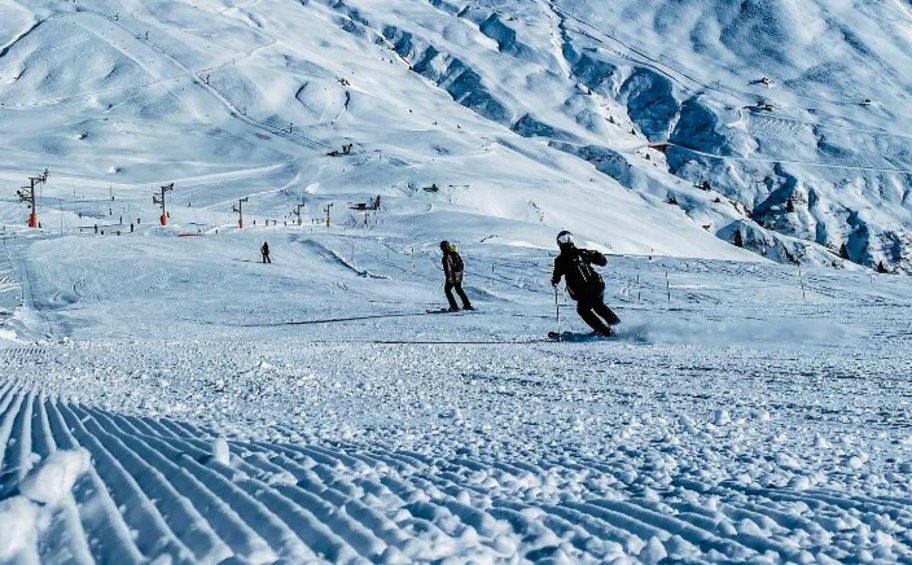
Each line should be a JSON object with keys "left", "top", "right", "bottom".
{"left": 551, "top": 247, "right": 606, "bottom": 300}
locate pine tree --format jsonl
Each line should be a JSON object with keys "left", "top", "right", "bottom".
{"left": 839, "top": 243, "right": 849, "bottom": 260}
{"left": 733, "top": 230, "right": 744, "bottom": 248}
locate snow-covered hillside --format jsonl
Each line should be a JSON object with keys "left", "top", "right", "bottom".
{"left": 553, "top": 0, "right": 912, "bottom": 270}
{"left": 2, "top": 0, "right": 911, "bottom": 268}
{"left": 0, "top": 0, "right": 737, "bottom": 260}
{"left": 2, "top": 0, "right": 912, "bottom": 562}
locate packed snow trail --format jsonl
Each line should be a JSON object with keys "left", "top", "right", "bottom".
{"left": 2, "top": 232, "right": 912, "bottom": 561}
{"left": 0, "top": 381, "right": 911, "bottom": 562}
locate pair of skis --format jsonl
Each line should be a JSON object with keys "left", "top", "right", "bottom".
{"left": 547, "top": 330, "right": 614, "bottom": 341}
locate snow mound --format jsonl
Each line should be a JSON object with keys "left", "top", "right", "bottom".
{"left": 0, "top": 448, "right": 91, "bottom": 563}
{"left": 211, "top": 438, "right": 230, "bottom": 466}
{"left": 20, "top": 448, "right": 91, "bottom": 505}
{"left": 0, "top": 496, "right": 41, "bottom": 562}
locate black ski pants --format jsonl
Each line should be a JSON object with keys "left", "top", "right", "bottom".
{"left": 575, "top": 289, "right": 619, "bottom": 335}
{"left": 445, "top": 273, "right": 471, "bottom": 310}
{"left": 262, "top": 252, "right": 271, "bottom": 264}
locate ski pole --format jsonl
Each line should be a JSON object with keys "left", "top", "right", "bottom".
{"left": 554, "top": 284, "right": 562, "bottom": 341}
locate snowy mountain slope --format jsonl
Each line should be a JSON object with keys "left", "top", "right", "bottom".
{"left": 0, "top": 0, "right": 754, "bottom": 261}
{"left": 4, "top": 0, "right": 910, "bottom": 268}
{"left": 547, "top": 0, "right": 912, "bottom": 271}
{"left": 2, "top": 2, "right": 912, "bottom": 562}
{"left": 357, "top": 0, "right": 912, "bottom": 270}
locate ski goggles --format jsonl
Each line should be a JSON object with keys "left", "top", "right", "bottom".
{"left": 557, "top": 232, "right": 573, "bottom": 245}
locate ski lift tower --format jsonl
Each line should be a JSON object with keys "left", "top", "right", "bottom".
{"left": 293, "top": 202, "right": 306, "bottom": 226}
{"left": 17, "top": 169, "right": 49, "bottom": 228}
{"left": 153, "top": 182, "right": 173, "bottom": 226}
{"left": 233, "top": 197, "right": 249, "bottom": 229}
{"left": 324, "top": 202, "right": 333, "bottom": 228}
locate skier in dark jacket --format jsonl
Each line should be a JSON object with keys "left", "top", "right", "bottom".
{"left": 261, "top": 241, "right": 271, "bottom": 264}
{"left": 441, "top": 240, "right": 473, "bottom": 312}
{"left": 551, "top": 230, "right": 620, "bottom": 336}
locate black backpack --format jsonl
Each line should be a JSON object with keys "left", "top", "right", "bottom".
{"left": 449, "top": 251, "right": 464, "bottom": 273}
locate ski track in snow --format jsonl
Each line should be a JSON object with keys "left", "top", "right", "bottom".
{"left": 0, "top": 229, "right": 911, "bottom": 562}
{"left": 0, "top": 379, "right": 911, "bottom": 563}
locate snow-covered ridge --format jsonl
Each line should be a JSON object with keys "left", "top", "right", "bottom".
{"left": 377, "top": 0, "right": 912, "bottom": 271}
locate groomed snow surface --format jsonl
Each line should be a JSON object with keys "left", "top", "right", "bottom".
{"left": 1, "top": 224, "right": 912, "bottom": 563}
{"left": 1, "top": 0, "right": 912, "bottom": 561}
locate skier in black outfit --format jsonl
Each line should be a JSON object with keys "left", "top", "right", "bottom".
{"left": 261, "top": 241, "right": 271, "bottom": 264}
{"left": 441, "top": 240, "right": 473, "bottom": 312}
{"left": 551, "top": 230, "right": 620, "bottom": 336}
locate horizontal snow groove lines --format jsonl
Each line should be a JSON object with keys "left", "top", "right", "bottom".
{"left": 0, "top": 383, "right": 908, "bottom": 563}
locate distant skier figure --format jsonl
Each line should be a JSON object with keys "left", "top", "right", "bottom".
{"left": 441, "top": 240, "right": 473, "bottom": 312}
{"left": 261, "top": 241, "right": 271, "bottom": 264}
{"left": 551, "top": 230, "right": 620, "bottom": 336}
